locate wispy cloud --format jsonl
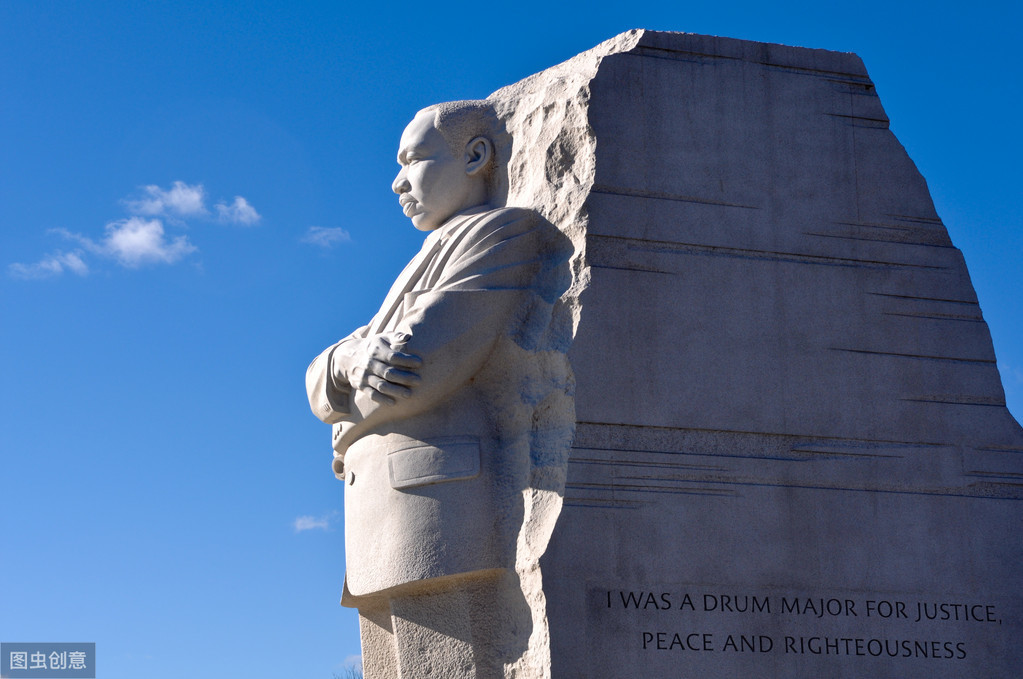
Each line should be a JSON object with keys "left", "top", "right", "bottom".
{"left": 8, "top": 250, "right": 89, "bottom": 280}
{"left": 999, "top": 361, "right": 1023, "bottom": 385}
{"left": 101, "top": 218, "right": 197, "bottom": 266}
{"left": 53, "top": 218, "right": 196, "bottom": 267}
{"left": 301, "top": 226, "right": 351, "bottom": 249}
{"left": 125, "top": 181, "right": 208, "bottom": 218}
{"left": 9, "top": 181, "right": 259, "bottom": 279}
{"left": 338, "top": 655, "right": 363, "bottom": 673}
{"left": 215, "top": 196, "right": 261, "bottom": 225}
{"left": 293, "top": 510, "right": 339, "bottom": 533}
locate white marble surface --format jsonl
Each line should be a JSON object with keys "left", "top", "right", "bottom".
{"left": 307, "top": 101, "right": 575, "bottom": 678}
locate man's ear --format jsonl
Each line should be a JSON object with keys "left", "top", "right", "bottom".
{"left": 464, "top": 136, "right": 493, "bottom": 176}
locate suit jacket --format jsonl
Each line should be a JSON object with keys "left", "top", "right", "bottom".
{"left": 306, "top": 206, "right": 571, "bottom": 598}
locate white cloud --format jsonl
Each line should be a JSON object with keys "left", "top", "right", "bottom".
{"left": 9, "top": 180, "right": 260, "bottom": 279}
{"left": 215, "top": 196, "right": 261, "bottom": 225}
{"left": 999, "top": 361, "right": 1023, "bottom": 385}
{"left": 302, "top": 226, "right": 351, "bottom": 248}
{"left": 49, "top": 219, "right": 197, "bottom": 268}
{"left": 125, "top": 181, "right": 208, "bottom": 218}
{"left": 124, "top": 182, "right": 260, "bottom": 225}
{"left": 50, "top": 227, "right": 100, "bottom": 252}
{"left": 102, "top": 217, "right": 197, "bottom": 267}
{"left": 338, "top": 655, "right": 363, "bottom": 674}
{"left": 8, "top": 250, "right": 88, "bottom": 280}
{"left": 293, "top": 511, "right": 339, "bottom": 533}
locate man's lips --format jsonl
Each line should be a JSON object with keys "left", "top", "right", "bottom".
{"left": 399, "top": 196, "right": 418, "bottom": 217}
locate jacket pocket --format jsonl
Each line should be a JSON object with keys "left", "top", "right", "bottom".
{"left": 387, "top": 436, "right": 481, "bottom": 490}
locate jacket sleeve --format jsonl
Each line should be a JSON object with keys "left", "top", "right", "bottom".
{"left": 306, "top": 325, "right": 368, "bottom": 424}
{"left": 340, "top": 209, "right": 555, "bottom": 437}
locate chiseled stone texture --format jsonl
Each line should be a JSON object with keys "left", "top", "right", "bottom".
{"left": 490, "top": 29, "right": 1023, "bottom": 678}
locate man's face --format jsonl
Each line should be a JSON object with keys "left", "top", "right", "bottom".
{"left": 392, "top": 110, "right": 476, "bottom": 231}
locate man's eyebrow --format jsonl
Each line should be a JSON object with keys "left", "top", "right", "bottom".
{"left": 398, "top": 140, "right": 430, "bottom": 164}
{"left": 397, "top": 144, "right": 418, "bottom": 164}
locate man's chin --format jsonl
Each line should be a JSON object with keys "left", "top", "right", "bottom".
{"left": 411, "top": 214, "right": 440, "bottom": 231}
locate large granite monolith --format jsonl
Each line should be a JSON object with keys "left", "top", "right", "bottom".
{"left": 487, "top": 29, "right": 1023, "bottom": 678}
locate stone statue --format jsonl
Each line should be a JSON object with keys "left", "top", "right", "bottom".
{"left": 306, "top": 100, "right": 574, "bottom": 678}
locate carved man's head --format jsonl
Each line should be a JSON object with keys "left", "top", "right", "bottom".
{"left": 392, "top": 100, "right": 500, "bottom": 231}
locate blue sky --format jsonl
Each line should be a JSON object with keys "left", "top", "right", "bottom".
{"left": 2, "top": 2, "right": 1020, "bottom": 677}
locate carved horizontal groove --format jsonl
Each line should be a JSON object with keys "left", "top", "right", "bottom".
{"left": 562, "top": 496, "right": 645, "bottom": 509}
{"left": 571, "top": 427, "right": 948, "bottom": 473}
{"left": 802, "top": 230, "right": 954, "bottom": 249}
{"left": 627, "top": 45, "right": 873, "bottom": 83}
{"left": 823, "top": 78, "right": 876, "bottom": 91}
{"left": 588, "top": 233, "right": 949, "bottom": 272}
{"left": 830, "top": 347, "right": 996, "bottom": 365}
{"left": 833, "top": 220, "right": 931, "bottom": 233}
{"left": 832, "top": 348, "right": 996, "bottom": 364}
{"left": 570, "top": 455, "right": 727, "bottom": 472}
{"left": 590, "top": 183, "right": 759, "bottom": 209}
{"left": 566, "top": 476, "right": 1023, "bottom": 501}
{"left": 788, "top": 448, "right": 903, "bottom": 460}
{"left": 824, "top": 112, "right": 889, "bottom": 127}
{"left": 615, "top": 473, "right": 730, "bottom": 484}
{"left": 886, "top": 213, "right": 944, "bottom": 226}
{"left": 963, "top": 471, "right": 1023, "bottom": 481}
{"left": 563, "top": 427, "right": 1015, "bottom": 496}
{"left": 883, "top": 311, "right": 985, "bottom": 323}
{"left": 868, "top": 292, "right": 979, "bottom": 306}
{"left": 573, "top": 420, "right": 951, "bottom": 450}
{"left": 573, "top": 443, "right": 902, "bottom": 465}
{"left": 582, "top": 261, "right": 678, "bottom": 276}
{"left": 567, "top": 480, "right": 737, "bottom": 497}
{"left": 901, "top": 396, "right": 1006, "bottom": 407}
{"left": 572, "top": 444, "right": 805, "bottom": 463}
{"left": 975, "top": 446, "right": 1023, "bottom": 454}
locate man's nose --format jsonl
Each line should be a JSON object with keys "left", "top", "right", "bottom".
{"left": 392, "top": 169, "right": 410, "bottom": 194}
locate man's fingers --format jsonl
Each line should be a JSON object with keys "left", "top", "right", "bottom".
{"left": 367, "top": 374, "right": 412, "bottom": 399}
{"left": 357, "top": 337, "right": 421, "bottom": 403}
{"left": 367, "top": 336, "right": 395, "bottom": 361}
{"left": 366, "top": 388, "right": 397, "bottom": 406}
{"left": 368, "top": 336, "right": 421, "bottom": 367}
{"left": 385, "top": 349, "right": 422, "bottom": 369}
{"left": 367, "top": 359, "right": 419, "bottom": 385}
{"left": 382, "top": 366, "right": 420, "bottom": 386}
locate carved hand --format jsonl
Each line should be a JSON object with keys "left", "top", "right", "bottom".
{"left": 332, "top": 333, "right": 422, "bottom": 405}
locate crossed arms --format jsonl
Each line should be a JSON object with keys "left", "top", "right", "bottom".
{"left": 306, "top": 208, "right": 559, "bottom": 447}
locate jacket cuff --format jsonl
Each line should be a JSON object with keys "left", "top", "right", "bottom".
{"left": 324, "top": 345, "right": 353, "bottom": 414}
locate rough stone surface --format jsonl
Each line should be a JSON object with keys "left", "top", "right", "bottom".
{"left": 488, "top": 29, "right": 1023, "bottom": 678}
